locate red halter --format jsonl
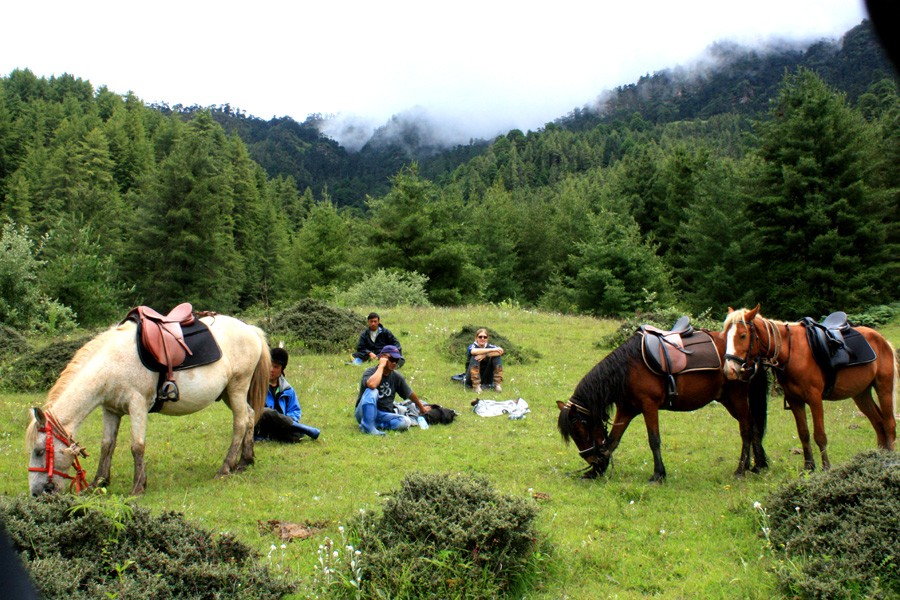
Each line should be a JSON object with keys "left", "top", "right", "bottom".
{"left": 28, "top": 411, "right": 90, "bottom": 493}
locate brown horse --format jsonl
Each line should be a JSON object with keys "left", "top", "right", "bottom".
{"left": 557, "top": 329, "right": 768, "bottom": 482}
{"left": 723, "top": 305, "right": 897, "bottom": 470}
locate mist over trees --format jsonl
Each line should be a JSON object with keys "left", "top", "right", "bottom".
{"left": 0, "top": 20, "right": 896, "bottom": 332}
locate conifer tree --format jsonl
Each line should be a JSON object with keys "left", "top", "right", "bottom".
{"left": 746, "top": 68, "right": 895, "bottom": 316}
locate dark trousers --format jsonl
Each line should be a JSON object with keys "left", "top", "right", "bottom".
{"left": 467, "top": 356, "right": 503, "bottom": 388}
{"left": 254, "top": 408, "right": 319, "bottom": 442}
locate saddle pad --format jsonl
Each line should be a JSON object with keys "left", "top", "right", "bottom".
{"left": 136, "top": 319, "right": 222, "bottom": 373}
{"left": 805, "top": 325, "right": 877, "bottom": 371}
{"left": 641, "top": 330, "right": 721, "bottom": 376}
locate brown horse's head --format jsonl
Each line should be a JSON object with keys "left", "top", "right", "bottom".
{"left": 557, "top": 400, "right": 610, "bottom": 478}
{"left": 723, "top": 304, "right": 762, "bottom": 381}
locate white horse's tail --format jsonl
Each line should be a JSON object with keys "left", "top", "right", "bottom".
{"left": 248, "top": 328, "right": 270, "bottom": 424}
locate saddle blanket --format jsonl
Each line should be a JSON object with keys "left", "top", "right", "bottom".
{"left": 135, "top": 318, "right": 222, "bottom": 373}
{"left": 472, "top": 398, "right": 530, "bottom": 419}
{"left": 640, "top": 330, "right": 721, "bottom": 376}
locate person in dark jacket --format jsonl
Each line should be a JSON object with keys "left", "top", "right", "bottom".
{"left": 351, "top": 313, "right": 404, "bottom": 367}
{"left": 254, "top": 347, "right": 320, "bottom": 442}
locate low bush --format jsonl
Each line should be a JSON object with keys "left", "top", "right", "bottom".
{"left": 0, "top": 334, "right": 93, "bottom": 392}
{"left": 846, "top": 303, "right": 900, "bottom": 327}
{"left": 0, "top": 323, "right": 28, "bottom": 358}
{"left": 311, "top": 471, "right": 547, "bottom": 599}
{"left": 334, "top": 269, "right": 432, "bottom": 308}
{"left": 600, "top": 306, "right": 720, "bottom": 348}
{"left": 0, "top": 492, "right": 295, "bottom": 599}
{"left": 761, "top": 450, "right": 900, "bottom": 599}
{"left": 261, "top": 298, "right": 363, "bottom": 354}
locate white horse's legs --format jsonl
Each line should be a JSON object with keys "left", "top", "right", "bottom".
{"left": 218, "top": 387, "right": 252, "bottom": 476}
{"left": 93, "top": 409, "right": 122, "bottom": 487}
{"left": 128, "top": 405, "right": 149, "bottom": 495}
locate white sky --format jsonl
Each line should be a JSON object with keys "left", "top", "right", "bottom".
{"left": 2, "top": 1, "right": 869, "bottom": 146}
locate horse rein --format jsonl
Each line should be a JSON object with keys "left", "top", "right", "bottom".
{"left": 28, "top": 411, "right": 89, "bottom": 493}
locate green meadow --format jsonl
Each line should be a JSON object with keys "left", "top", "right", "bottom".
{"left": 1, "top": 305, "right": 896, "bottom": 598}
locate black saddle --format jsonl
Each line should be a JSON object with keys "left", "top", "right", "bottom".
{"left": 800, "top": 311, "right": 876, "bottom": 396}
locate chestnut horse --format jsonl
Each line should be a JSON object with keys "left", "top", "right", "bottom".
{"left": 557, "top": 329, "right": 768, "bottom": 482}
{"left": 723, "top": 305, "right": 897, "bottom": 470}
{"left": 26, "top": 314, "right": 270, "bottom": 495}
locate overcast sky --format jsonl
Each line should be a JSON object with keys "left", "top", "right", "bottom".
{"left": 3, "top": 1, "right": 869, "bottom": 147}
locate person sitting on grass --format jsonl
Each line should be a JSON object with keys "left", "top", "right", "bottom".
{"left": 466, "top": 328, "right": 504, "bottom": 394}
{"left": 351, "top": 312, "right": 404, "bottom": 367}
{"left": 254, "top": 347, "right": 321, "bottom": 442}
{"left": 355, "top": 345, "right": 429, "bottom": 435}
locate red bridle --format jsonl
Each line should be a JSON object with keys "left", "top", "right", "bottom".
{"left": 28, "top": 411, "right": 89, "bottom": 493}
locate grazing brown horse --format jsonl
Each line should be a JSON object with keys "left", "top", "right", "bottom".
{"left": 557, "top": 329, "right": 768, "bottom": 482}
{"left": 723, "top": 305, "right": 897, "bottom": 470}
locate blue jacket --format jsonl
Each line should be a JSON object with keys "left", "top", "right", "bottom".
{"left": 266, "top": 376, "right": 301, "bottom": 424}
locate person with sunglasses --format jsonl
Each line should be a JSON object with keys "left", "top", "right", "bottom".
{"left": 355, "top": 345, "right": 430, "bottom": 435}
{"left": 466, "top": 328, "right": 504, "bottom": 394}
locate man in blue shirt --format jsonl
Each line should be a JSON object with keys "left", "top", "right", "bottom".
{"left": 254, "top": 347, "right": 320, "bottom": 442}
{"left": 355, "top": 345, "right": 429, "bottom": 435}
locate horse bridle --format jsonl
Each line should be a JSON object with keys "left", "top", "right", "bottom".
{"left": 564, "top": 399, "right": 608, "bottom": 466}
{"left": 724, "top": 316, "right": 788, "bottom": 379}
{"left": 28, "top": 410, "right": 89, "bottom": 493}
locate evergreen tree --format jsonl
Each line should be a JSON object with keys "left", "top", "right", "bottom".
{"left": 124, "top": 112, "right": 243, "bottom": 311}
{"left": 746, "top": 68, "right": 895, "bottom": 316}
{"left": 366, "top": 165, "right": 478, "bottom": 305}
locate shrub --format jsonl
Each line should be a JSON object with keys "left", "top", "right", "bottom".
{"left": 334, "top": 269, "right": 432, "bottom": 308}
{"left": 600, "top": 306, "right": 720, "bottom": 348}
{"left": 261, "top": 298, "right": 363, "bottom": 354}
{"left": 846, "top": 303, "right": 900, "bottom": 327}
{"left": 0, "top": 334, "right": 93, "bottom": 392}
{"left": 762, "top": 450, "right": 900, "bottom": 599}
{"left": 0, "top": 323, "right": 28, "bottom": 358}
{"left": 312, "top": 472, "right": 546, "bottom": 599}
{"left": 0, "top": 492, "right": 295, "bottom": 599}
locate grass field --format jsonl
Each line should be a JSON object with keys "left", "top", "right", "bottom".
{"left": 1, "top": 305, "right": 896, "bottom": 598}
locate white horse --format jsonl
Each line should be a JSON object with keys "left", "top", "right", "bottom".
{"left": 26, "top": 314, "right": 270, "bottom": 495}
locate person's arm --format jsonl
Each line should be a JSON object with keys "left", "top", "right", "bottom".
{"left": 356, "top": 330, "right": 370, "bottom": 355}
{"left": 409, "top": 391, "right": 430, "bottom": 413}
{"left": 284, "top": 389, "right": 302, "bottom": 423}
{"left": 470, "top": 346, "right": 504, "bottom": 357}
{"left": 366, "top": 357, "right": 389, "bottom": 389}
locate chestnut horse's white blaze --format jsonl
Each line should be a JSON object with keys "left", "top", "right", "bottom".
{"left": 25, "top": 314, "right": 270, "bottom": 495}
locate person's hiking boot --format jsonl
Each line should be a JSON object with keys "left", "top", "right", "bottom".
{"left": 494, "top": 383, "right": 502, "bottom": 393}
{"left": 473, "top": 385, "right": 483, "bottom": 394}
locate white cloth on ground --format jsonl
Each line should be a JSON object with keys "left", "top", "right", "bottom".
{"left": 472, "top": 398, "right": 530, "bottom": 419}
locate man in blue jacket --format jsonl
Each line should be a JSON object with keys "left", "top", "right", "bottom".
{"left": 351, "top": 312, "right": 404, "bottom": 367}
{"left": 254, "top": 347, "right": 321, "bottom": 442}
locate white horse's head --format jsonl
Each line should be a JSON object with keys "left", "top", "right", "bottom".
{"left": 26, "top": 407, "right": 88, "bottom": 495}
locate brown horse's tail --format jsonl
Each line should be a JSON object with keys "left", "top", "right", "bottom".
{"left": 248, "top": 328, "right": 271, "bottom": 425}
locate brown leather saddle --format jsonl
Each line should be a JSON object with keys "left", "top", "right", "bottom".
{"left": 124, "top": 303, "right": 221, "bottom": 407}
{"left": 638, "top": 317, "right": 721, "bottom": 403}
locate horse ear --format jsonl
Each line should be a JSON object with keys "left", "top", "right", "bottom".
{"left": 748, "top": 304, "right": 761, "bottom": 319}
{"left": 727, "top": 307, "right": 735, "bottom": 314}
{"left": 556, "top": 400, "right": 566, "bottom": 411}
{"left": 32, "top": 407, "right": 46, "bottom": 427}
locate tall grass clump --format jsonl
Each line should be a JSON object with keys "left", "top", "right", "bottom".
{"left": 760, "top": 450, "right": 900, "bottom": 599}
{"left": 0, "top": 491, "right": 295, "bottom": 599}
{"left": 311, "top": 471, "right": 547, "bottom": 599}
{"left": 261, "top": 298, "right": 363, "bottom": 354}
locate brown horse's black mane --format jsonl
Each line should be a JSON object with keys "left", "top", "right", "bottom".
{"left": 571, "top": 333, "right": 643, "bottom": 425}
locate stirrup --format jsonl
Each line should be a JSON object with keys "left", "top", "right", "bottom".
{"left": 158, "top": 380, "right": 180, "bottom": 402}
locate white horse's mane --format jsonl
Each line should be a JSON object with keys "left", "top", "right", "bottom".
{"left": 45, "top": 324, "right": 126, "bottom": 407}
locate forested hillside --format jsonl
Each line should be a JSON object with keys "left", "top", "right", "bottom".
{"left": 0, "top": 20, "right": 896, "bottom": 335}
